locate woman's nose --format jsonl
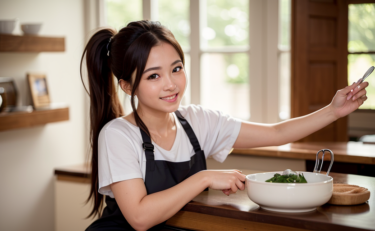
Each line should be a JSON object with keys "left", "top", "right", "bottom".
{"left": 163, "top": 74, "right": 177, "bottom": 91}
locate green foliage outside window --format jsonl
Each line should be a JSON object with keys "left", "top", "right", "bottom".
{"left": 348, "top": 4, "right": 375, "bottom": 109}
{"left": 205, "top": 0, "right": 249, "bottom": 48}
{"left": 348, "top": 4, "right": 375, "bottom": 52}
{"left": 158, "top": 0, "right": 190, "bottom": 50}
{"left": 106, "top": 0, "right": 142, "bottom": 30}
{"left": 204, "top": 0, "right": 249, "bottom": 84}
{"left": 224, "top": 54, "right": 248, "bottom": 84}
{"left": 105, "top": 0, "right": 250, "bottom": 85}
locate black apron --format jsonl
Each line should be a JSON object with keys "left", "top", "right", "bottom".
{"left": 86, "top": 110, "right": 207, "bottom": 231}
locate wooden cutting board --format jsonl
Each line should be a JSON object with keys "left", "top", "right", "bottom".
{"left": 327, "top": 184, "right": 371, "bottom": 205}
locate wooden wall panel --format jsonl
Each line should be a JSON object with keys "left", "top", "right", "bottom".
{"left": 308, "top": 63, "right": 336, "bottom": 106}
{"left": 309, "top": 17, "right": 336, "bottom": 47}
{"left": 308, "top": 123, "right": 336, "bottom": 141}
{"left": 291, "top": 0, "right": 348, "bottom": 142}
{"left": 309, "top": 2, "right": 338, "bottom": 17}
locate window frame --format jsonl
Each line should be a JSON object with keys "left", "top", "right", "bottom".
{"left": 347, "top": 2, "right": 375, "bottom": 111}
{"left": 101, "top": 0, "right": 285, "bottom": 123}
{"left": 346, "top": 1, "right": 375, "bottom": 140}
{"left": 347, "top": 1, "right": 375, "bottom": 111}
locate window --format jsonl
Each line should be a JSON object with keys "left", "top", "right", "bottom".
{"left": 105, "top": 0, "right": 142, "bottom": 30}
{"left": 348, "top": 3, "right": 375, "bottom": 110}
{"left": 158, "top": 0, "right": 190, "bottom": 50}
{"left": 200, "top": 0, "right": 250, "bottom": 120}
{"left": 103, "top": 0, "right": 291, "bottom": 122}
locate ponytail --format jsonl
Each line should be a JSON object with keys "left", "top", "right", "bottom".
{"left": 80, "top": 28, "right": 124, "bottom": 218}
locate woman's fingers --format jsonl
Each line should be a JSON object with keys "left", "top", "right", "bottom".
{"left": 358, "top": 95, "right": 368, "bottom": 106}
{"left": 343, "top": 82, "right": 358, "bottom": 99}
{"left": 225, "top": 173, "right": 246, "bottom": 195}
{"left": 222, "top": 189, "right": 231, "bottom": 196}
{"left": 238, "top": 172, "right": 246, "bottom": 182}
{"left": 229, "top": 176, "right": 238, "bottom": 193}
{"left": 352, "top": 88, "right": 367, "bottom": 101}
{"left": 234, "top": 171, "right": 246, "bottom": 190}
{"left": 208, "top": 170, "right": 246, "bottom": 195}
{"left": 347, "top": 82, "right": 369, "bottom": 100}
{"left": 235, "top": 178, "right": 245, "bottom": 190}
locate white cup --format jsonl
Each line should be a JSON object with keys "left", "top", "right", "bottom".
{"left": 0, "top": 19, "right": 16, "bottom": 34}
{"left": 21, "top": 23, "right": 42, "bottom": 35}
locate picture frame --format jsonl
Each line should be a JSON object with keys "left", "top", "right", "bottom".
{"left": 27, "top": 73, "right": 50, "bottom": 108}
{"left": 0, "top": 77, "right": 18, "bottom": 112}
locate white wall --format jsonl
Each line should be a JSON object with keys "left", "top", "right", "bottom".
{"left": 0, "top": 0, "right": 88, "bottom": 230}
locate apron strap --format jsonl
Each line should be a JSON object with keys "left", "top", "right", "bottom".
{"left": 174, "top": 110, "right": 202, "bottom": 153}
{"left": 140, "top": 128, "right": 155, "bottom": 171}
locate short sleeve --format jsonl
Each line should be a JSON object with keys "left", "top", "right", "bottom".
{"left": 98, "top": 127, "right": 143, "bottom": 197}
{"left": 181, "top": 105, "right": 242, "bottom": 163}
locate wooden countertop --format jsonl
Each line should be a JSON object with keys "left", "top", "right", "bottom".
{"left": 168, "top": 169, "right": 375, "bottom": 231}
{"left": 55, "top": 166, "right": 374, "bottom": 231}
{"left": 232, "top": 142, "right": 375, "bottom": 165}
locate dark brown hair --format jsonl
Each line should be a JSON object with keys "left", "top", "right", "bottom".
{"left": 80, "top": 20, "right": 185, "bottom": 218}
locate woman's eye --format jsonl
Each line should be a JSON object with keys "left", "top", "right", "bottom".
{"left": 173, "top": 66, "right": 183, "bottom": 73}
{"left": 147, "top": 74, "right": 159, "bottom": 80}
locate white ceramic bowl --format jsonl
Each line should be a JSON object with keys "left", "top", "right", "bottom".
{"left": 21, "top": 23, "right": 42, "bottom": 35}
{"left": 0, "top": 20, "right": 16, "bottom": 34}
{"left": 246, "top": 171, "right": 333, "bottom": 213}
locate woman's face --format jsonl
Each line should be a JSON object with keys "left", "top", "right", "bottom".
{"left": 136, "top": 42, "right": 186, "bottom": 114}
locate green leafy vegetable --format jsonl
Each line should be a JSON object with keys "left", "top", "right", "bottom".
{"left": 265, "top": 173, "right": 308, "bottom": 183}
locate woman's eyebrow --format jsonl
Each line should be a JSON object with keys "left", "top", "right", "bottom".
{"left": 143, "top": 66, "right": 160, "bottom": 74}
{"left": 171, "top": 59, "right": 182, "bottom": 66}
{"left": 143, "top": 60, "right": 182, "bottom": 74}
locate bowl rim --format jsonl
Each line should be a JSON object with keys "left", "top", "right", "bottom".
{"left": 246, "top": 171, "right": 333, "bottom": 186}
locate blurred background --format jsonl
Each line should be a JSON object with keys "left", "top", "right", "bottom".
{"left": 0, "top": 0, "right": 374, "bottom": 230}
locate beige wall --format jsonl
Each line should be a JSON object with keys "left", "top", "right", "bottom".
{"left": 0, "top": 0, "right": 88, "bottom": 230}
{"left": 207, "top": 155, "right": 306, "bottom": 172}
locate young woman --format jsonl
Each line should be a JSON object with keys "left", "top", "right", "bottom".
{"left": 80, "top": 20, "right": 368, "bottom": 231}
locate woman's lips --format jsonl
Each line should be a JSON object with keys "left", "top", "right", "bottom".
{"left": 160, "top": 93, "right": 178, "bottom": 102}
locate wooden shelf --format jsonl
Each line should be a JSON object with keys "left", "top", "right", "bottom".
{"left": 0, "top": 107, "right": 69, "bottom": 132}
{"left": 0, "top": 34, "right": 65, "bottom": 52}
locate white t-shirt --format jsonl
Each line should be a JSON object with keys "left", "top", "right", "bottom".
{"left": 98, "top": 104, "right": 242, "bottom": 198}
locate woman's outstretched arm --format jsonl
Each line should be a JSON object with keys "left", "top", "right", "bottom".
{"left": 233, "top": 81, "right": 369, "bottom": 148}
{"left": 111, "top": 170, "right": 245, "bottom": 231}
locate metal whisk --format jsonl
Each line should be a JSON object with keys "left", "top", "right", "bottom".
{"left": 313, "top": 149, "right": 334, "bottom": 175}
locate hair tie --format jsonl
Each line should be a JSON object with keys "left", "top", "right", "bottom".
{"left": 107, "top": 36, "right": 114, "bottom": 56}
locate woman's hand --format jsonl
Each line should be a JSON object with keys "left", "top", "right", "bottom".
{"left": 202, "top": 170, "right": 246, "bottom": 196}
{"left": 329, "top": 81, "right": 369, "bottom": 119}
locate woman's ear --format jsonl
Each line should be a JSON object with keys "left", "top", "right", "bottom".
{"left": 119, "top": 79, "right": 132, "bottom": 96}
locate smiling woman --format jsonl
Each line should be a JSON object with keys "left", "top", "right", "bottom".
{"left": 80, "top": 19, "right": 369, "bottom": 231}
{"left": 120, "top": 43, "right": 186, "bottom": 119}
{"left": 80, "top": 21, "right": 246, "bottom": 231}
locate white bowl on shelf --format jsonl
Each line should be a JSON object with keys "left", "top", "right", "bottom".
{"left": 0, "top": 20, "right": 16, "bottom": 34}
{"left": 21, "top": 23, "right": 42, "bottom": 35}
{"left": 246, "top": 171, "right": 333, "bottom": 213}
